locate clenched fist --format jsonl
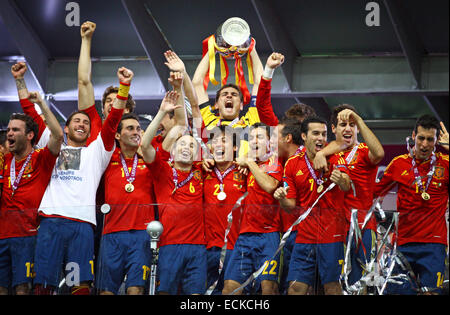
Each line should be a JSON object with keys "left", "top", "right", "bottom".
{"left": 11, "top": 62, "right": 27, "bottom": 79}
{"left": 80, "top": 21, "right": 96, "bottom": 39}
{"left": 117, "top": 67, "right": 134, "bottom": 85}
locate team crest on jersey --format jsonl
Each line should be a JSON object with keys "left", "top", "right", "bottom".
{"left": 193, "top": 170, "right": 202, "bottom": 181}
{"left": 433, "top": 166, "right": 445, "bottom": 180}
{"left": 233, "top": 171, "right": 245, "bottom": 182}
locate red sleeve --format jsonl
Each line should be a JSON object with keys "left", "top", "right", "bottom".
{"left": 284, "top": 158, "right": 297, "bottom": 200}
{"left": 100, "top": 107, "right": 124, "bottom": 151}
{"left": 256, "top": 77, "right": 279, "bottom": 126}
{"left": 374, "top": 159, "right": 397, "bottom": 198}
{"left": 84, "top": 104, "right": 103, "bottom": 146}
{"left": 20, "top": 98, "right": 46, "bottom": 141}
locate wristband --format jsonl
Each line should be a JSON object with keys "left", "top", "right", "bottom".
{"left": 117, "top": 82, "right": 130, "bottom": 100}
{"left": 263, "top": 65, "right": 275, "bottom": 79}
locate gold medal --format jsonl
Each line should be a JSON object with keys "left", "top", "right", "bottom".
{"left": 125, "top": 183, "right": 135, "bottom": 193}
{"left": 317, "top": 184, "right": 324, "bottom": 193}
{"left": 421, "top": 192, "right": 430, "bottom": 201}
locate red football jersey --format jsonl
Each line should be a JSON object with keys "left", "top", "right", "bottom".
{"left": 102, "top": 148, "right": 155, "bottom": 234}
{"left": 239, "top": 156, "right": 283, "bottom": 234}
{"left": 280, "top": 147, "right": 306, "bottom": 232}
{"left": 0, "top": 147, "right": 58, "bottom": 239}
{"left": 151, "top": 135, "right": 170, "bottom": 161}
{"left": 375, "top": 152, "right": 449, "bottom": 246}
{"left": 341, "top": 143, "right": 378, "bottom": 231}
{"left": 284, "top": 152, "right": 348, "bottom": 244}
{"left": 146, "top": 151, "right": 204, "bottom": 247}
{"left": 203, "top": 167, "right": 246, "bottom": 250}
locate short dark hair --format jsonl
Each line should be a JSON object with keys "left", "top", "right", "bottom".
{"left": 250, "top": 122, "right": 271, "bottom": 139}
{"left": 301, "top": 116, "right": 327, "bottom": 135}
{"left": 214, "top": 84, "right": 243, "bottom": 104}
{"left": 65, "top": 111, "right": 91, "bottom": 128}
{"left": 414, "top": 114, "right": 440, "bottom": 136}
{"left": 117, "top": 113, "right": 140, "bottom": 134}
{"left": 283, "top": 103, "right": 316, "bottom": 123}
{"left": 10, "top": 113, "right": 39, "bottom": 145}
{"left": 330, "top": 104, "right": 357, "bottom": 127}
{"left": 279, "top": 117, "right": 303, "bottom": 146}
{"left": 102, "top": 86, "right": 136, "bottom": 113}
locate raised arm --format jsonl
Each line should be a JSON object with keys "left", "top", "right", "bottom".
{"left": 100, "top": 67, "right": 132, "bottom": 151}
{"left": 249, "top": 46, "right": 264, "bottom": 96}
{"left": 11, "top": 62, "right": 29, "bottom": 100}
{"left": 28, "top": 92, "right": 63, "bottom": 156}
{"left": 141, "top": 91, "right": 181, "bottom": 164}
{"left": 339, "top": 109, "right": 385, "bottom": 165}
{"left": 162, "top": 71, "right": 187, "bottom": 152}
{"left": 11, "top": 62, "right": 47, "bottom": 142}
{"left": 256, "top": 52, "right": 285, "bottom": 126}
{"left": 192, "top": 54, "right": 210, "bottom": 105}
{"left": 78, "top": 21, "right": 96, "bottom": 111}
{"left": 164, "top": 50, "right": 199, "bottom": 111}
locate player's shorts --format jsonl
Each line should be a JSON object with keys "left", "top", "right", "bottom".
{"left": 34, "top": 217, "right": 94, "bottom": 288}
{"left": 346, "top": 229, "right": 377, "bottom": 285}
{"left": 287, "top": 242, "right": 344, "bottom": 286}
{"left": 206, "top": 247, "right": 233, "bottom": 295}
{"left": 386, "top": 242, "right": 447, "bottom": 295}
{"left": 224, "top": 232, "right": 281, "bottom": 284}
{"left": 157, "top": 244, "right": 207, "bottom": 295}
{"left": 97, "top": 230, "right": 151, "bottom": 294}
{"left": 0, "top": 236, "right": 36, "bottom": 289}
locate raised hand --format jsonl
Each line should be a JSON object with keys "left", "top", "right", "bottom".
{"left": 164, "top": 50, "right": 186, "bottom": 73}
{"left": 160, "top": 90, "right": 181, "bottom": 113}
{"left": 168, "top": 71, "right": 184, "bottom": 90}
{"left": 117, "top": 67, "right": 134, "bottom": 85}
{"left": 80, "top": 21, "right": 96, "bottom": 39}
{"left": 337, "top": 108, "right": 361, "bottom": 125}
{"left": 438, "top": 121, "right": 449, "bottom": 151}
{"left": 11, "top": 62, "right": 27, "bottom": 79}
{"left": 266, "top": 52, "right": 285, "bottom": 69}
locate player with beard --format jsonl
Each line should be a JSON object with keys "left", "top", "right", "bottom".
{"left": 375, "top": 115, "right": 448, "bottom": 295}
{"left": 31, "top": 67, "right": 131, "bottom": 295}
{"left": 0, "top": 90, "right": 63, "bottom": 295}
{"left": 96, "top": 111, "right": 159, "bottom": 295}
{"left": 274, "top": 116, "right": 350, "bottom": 295}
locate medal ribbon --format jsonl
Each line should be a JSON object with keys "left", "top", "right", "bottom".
{"left": 213, "top": 165, "right": 236, "bottom": 194}
{"left": 294, "top": 145, "right": 304, "bottom": 156}
{"left": 304, "top": 153, "right": 324, "bottom": 187}
{"left": 120, "top": 153, "right": 138, "bottom": 184}
{"left": 172, "top": 168, "right": 194, "bottom": 194}
{"left": 10, "top": 149, "right": 34, "bottom": 195}
{"left": 411, "top": 154, "right": 436, "bottom": 196}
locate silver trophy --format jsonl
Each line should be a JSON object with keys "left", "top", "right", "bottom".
{"left": 215, "top": 17, "right": 252, "bottom": 58}
{"left": 146, "top": 220, "right": 163, "bottom": 295}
